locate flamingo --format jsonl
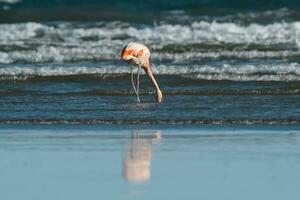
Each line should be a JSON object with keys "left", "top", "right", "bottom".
{"left": 120, "top": 42, "right": 163, "bottom": 103}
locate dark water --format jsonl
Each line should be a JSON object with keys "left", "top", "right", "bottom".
{"left": 2, "top": 0, "right": 300, "bottom": 23}
{"left": 0, "top": 0, "right": 300, "bottom": 124}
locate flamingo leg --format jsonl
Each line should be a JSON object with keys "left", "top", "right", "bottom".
{"left": 130, "top": 66, "right": 141, "bottom": 103}
{"left": 136, "top": 65, "right": 141, "bottom": 102}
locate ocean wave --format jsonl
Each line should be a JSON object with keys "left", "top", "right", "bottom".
{"left": 1, "top": 88, "right": 300, "bottom": 96}
{"left": 1, "top": 21, "right": 299, "bottom": 46}
{"left": 0, "top": 21, "right": 300, "bottom": 44}
{"left": 0, "top": 119, "right": 299, "bottom": 125}
{"left": 154, "top": 50, "right": 300, "bottom": 61}
{"left": 224, "top": 8, "right": 291, "bottom": 21}
{"left": 0, "top": 65, "right": 127, "bottom": 77}
{"left": 0, "top": 45, "right": 115, "bottom": 64}
{"left": 164, "top": 8, "right": 294, "bottom": 24}
{"left": 0, "top": 21, "right": 300, "bottom": 63}
{"left": 216, "top": 8, "right": 295, "bottom": 24}
{"left": 1, "top": 47, "right": 300, "bottom": 64}
{"left": 0, "top": 62, "right": 299, "bottom": 81}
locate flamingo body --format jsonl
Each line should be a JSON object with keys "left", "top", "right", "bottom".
{"left": 121, "top": 42, "right": 163, "bottom": 103}
{"left": 121, "top": 42, "right": 150, "bottom": 67}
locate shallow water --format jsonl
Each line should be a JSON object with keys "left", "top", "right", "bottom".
{"left": 1, "top": 75, "right": 300, "bottom": 124}
{"left": 1, "top": 5, "right": 300, "bottom": 125}
{"left": 0, "top": 125, "right": 300, "bottom": 200}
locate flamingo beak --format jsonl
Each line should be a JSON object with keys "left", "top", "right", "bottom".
{"left": 123, "top": 55, "right": 135, "bottom": 61}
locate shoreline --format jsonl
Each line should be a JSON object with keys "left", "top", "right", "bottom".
{"left": 1, "top": 124, "right": 300, "bottom": 131}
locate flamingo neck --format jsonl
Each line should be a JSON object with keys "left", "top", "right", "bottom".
{"left": 143, "top": 64, "right": 163, "bottom": 103}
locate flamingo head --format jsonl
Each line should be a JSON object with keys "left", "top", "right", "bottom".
{"left": 120, "top": 42, "right": 150, "bottom": 68}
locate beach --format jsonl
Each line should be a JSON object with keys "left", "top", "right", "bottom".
{"left": 0, "top": 125, "right": 300, "bottom": 200}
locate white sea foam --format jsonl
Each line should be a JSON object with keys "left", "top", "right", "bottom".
{"left": 153, "top": 50, "right": 300, "bottom": 61}
{"left": 0, "top": 21, "right": 300, "bottom": 45}
{"left": 0, "top": 22, "right": 47, "bottom": 41}
{"left": 0, "top": 63, "right": 299, "bottom": 81}
{"left": 1, "top": 47, "right": 299, "bottom": 64}
{"left": 0, "top": 21, "right": 300, "bottom": 64}
{"left": 0, "top": 65, "right": 127, "bottom": 76}
{"left": 0, "top": 45, "right": 116, "bottom": 64}
{"left": 153, "top": 63, "right": 300, "bottom": 81}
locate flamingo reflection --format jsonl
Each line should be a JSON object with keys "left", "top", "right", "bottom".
{"left": 122, "top": 131, "right": 161, "bottom": 183}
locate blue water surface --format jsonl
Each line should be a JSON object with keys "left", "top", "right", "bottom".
{"left": 0, "top": 125, "right": 300, "bottom": 200}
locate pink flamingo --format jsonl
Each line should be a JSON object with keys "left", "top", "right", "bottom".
{"left": 120, "top": 42, "right": 163, "bottom": 103}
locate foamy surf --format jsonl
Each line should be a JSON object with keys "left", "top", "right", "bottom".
{"left": 1, "top": 47, "right": 300, "bottom": 64}
{"left": 1, "top": 62, "right": 299, "bottom": 81}
{"left": 1, "top": 21, "right": 299, "bottom": 46}
{"left": 0, "top": 21, "right": 300, "bottom": 64}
